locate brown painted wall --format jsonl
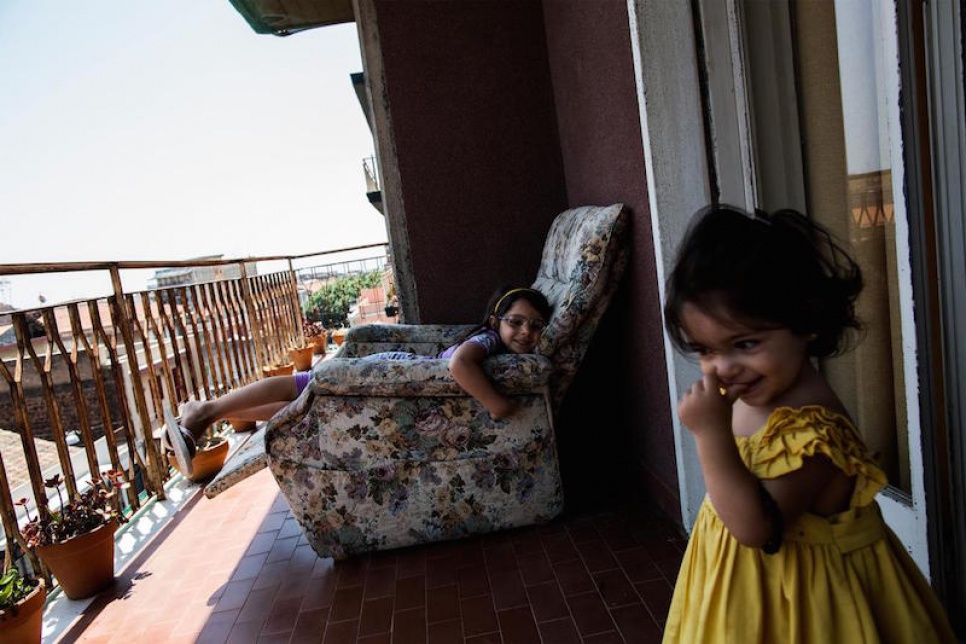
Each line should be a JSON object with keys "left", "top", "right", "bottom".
{"left": 373, "top": 0, "right": 568, "bottom": 323}
{"left": 542, "top": 0, "right": 679, "bottom": 519}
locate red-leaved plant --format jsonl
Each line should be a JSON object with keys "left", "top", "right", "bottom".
{"left": 17, "top": 470, "right": 129, "bottom": 548}
{"left": 303, "top": 318, "right": 324, "bottom": 338}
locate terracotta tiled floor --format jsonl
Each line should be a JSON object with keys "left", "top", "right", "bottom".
{"left": 60, "top": 469, "right": 686, "bottom": 643}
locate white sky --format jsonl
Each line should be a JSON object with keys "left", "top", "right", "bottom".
{"left": 0, "top": 2, "right": 387, "bottom": 309}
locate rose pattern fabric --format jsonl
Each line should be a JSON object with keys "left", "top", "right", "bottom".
{"left": 533, "top": 204, "right": 630, "bottom": 409}
{"left": 264, "top": 204, "right": 628, "bottom": 559}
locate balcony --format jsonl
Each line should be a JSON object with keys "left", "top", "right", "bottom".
{"left": 363, "top": 156, "right": 383, "bottom": 214}
{"left": 47, "top": 470, "right": 682, "bottom": 642}
{"left": 0, "top": 248, "right": 683, "bottom": 642}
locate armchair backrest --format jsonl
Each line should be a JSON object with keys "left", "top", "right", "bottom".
{"left": 532, "top": 204, "right": 629, "bottom": 411}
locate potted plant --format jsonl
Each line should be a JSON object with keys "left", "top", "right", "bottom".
{"left": 168, "top": 434, "right": 230, "bottom": 482}
{"left": 332, "top": 327, "right": 348, "bottom": 347}
{"left": 18, "top": 470, "right": 128, "bottom": 600}
{"left": 303, "top": 319, "right": 327, "bottom": 355}
{"left": 289, "top": 341, "right": 315, "bottom": 372}
{"left": 383, "top": 294, "right": 399, "bottom": 319}
{"left": 262, "top": 361, "right": 294, "bottom": 377}
{"left": 226, "top": 417, "right": 256, "bottom": 432}
{"left": 0, "top": 566, "right": 45, "bottom": 643}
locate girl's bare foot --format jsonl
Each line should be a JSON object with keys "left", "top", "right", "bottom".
{"left": 179, "top": 400, "right": 217, "bottom": 438}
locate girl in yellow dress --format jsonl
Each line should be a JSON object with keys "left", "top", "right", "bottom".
{"left": 661, "top": 205, "right": 956, "bottom": 643}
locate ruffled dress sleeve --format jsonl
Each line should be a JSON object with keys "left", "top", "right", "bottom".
{"left": 738, "top": 406, "right": 888, "bottom": 508}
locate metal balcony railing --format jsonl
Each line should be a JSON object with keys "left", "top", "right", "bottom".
{"left": 0, "top": 243, "right": 391, "bottom": 585}
{"left": 363, "top": 155, "right": 380, "bottom": 193}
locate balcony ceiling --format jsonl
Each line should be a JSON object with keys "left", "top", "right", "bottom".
{"left": 228, "top": 0, "right": 353, "bottom": 36}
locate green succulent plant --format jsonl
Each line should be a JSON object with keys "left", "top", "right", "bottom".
{"left": 0, "top": 567, "right": 38, "bottom": 612}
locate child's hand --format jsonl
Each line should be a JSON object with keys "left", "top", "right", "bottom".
{"left": 487, "top": 397, "right": 518, "bottom": 420}
{"left": 678, "top": 373, "right": 735, "bottom": 436}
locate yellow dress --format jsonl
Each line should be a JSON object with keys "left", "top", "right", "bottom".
{"left": 663, "top": 406, "right": 957, "bottom": 643}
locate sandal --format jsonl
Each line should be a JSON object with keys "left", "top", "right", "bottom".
{"left": 163, "top": 406, "right": 197, "bottom": 477}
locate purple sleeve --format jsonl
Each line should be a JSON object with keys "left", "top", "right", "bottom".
{"left": 438, "top": 328, "right": 504, "bottom": 359}
{"left": 466, "top": 329, "right": 503, "bottom": 356}
{"left": 294, "top": 371, "right": 312, "bottom": 397}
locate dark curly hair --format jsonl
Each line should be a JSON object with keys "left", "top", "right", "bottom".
{"left": 664, "top": 205, "right": 863, "bottom": 358}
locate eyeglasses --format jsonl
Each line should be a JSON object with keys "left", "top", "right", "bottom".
{"left": 499, "top": 315, "right": 547, "bottom": 332}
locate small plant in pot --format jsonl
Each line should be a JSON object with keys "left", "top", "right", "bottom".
{"left": 0, "top": 565, "right": 45, "bottom": 643}
{"left": 303, "top": 318, "right": 327, "bottom": 355}
{"left": 289, "top": 341, "right": 315, "bottom": 372}
{"left": 18, "top": 470, "right": 128, "bottom": 600}
{"left": 262, "top": 361, "right": 294, "bottom": 377}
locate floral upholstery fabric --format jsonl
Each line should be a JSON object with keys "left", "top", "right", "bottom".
{"left": 533, "top": 204, "right": 629, "bottom": 410}
{"left": 263, "top": 204, "right": 629, "bottom": 559}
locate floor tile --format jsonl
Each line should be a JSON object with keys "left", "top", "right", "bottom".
{"left": 359, "top": 596, "right": 394, "bottom": 636}
{"left": 593, "top": 569, "right": 640, "bottom": 608}
{"left": 566, "top": 590, "right": 616, "bottom": 636}
{"left": 526, "top": 580, "right": 570, "bottom": 623}
{"left": 489, "top": 570, "right": 528, "bottom": 610}
{"left": 394, "top": 575, "right": 428, "bottom": 612}
{"left": 392, "top": 606, "right": 428, "bottom": 643}
{"left": 460, "top": 595, "right": 499, "bottom": 637}
{"left": 537, "top": 616, "right": 582, "bottom": 644}
{"left": 496, "top": 606, "right": 541, "bottom": 643}
{"left": 427, "top": 584, "right": 461, "bottom": 624}
{"left": 611, "top": 604, "right": 663, "bottom": 643}
{"left": 428, "top": 619, "right": 463, "bottom": 644}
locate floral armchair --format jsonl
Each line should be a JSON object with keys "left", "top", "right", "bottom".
{"left": 207, "top": 204, "right": 628, "bottom": 560}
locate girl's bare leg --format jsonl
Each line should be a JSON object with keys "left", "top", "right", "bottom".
{"left": 179, "top": 376, "right": 298, "bottom": 438}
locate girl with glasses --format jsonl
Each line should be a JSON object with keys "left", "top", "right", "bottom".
{"left": 438, "top": 285, "right": 552, "bottom": 421}
{"left": 164, "top": 285, "right": 552, "bottom": 478}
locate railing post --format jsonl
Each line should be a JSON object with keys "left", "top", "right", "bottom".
{"left": 108, "top": 264, "right": 166, "bottom": 499}
{"left": 238, "top": 261, "right": 266, "bottom": 372}
{"left": 287, "top": 258, "right": 303, "bottom": 345}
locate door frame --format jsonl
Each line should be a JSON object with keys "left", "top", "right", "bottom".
{"left": 629, "top": 0, "right": 941, "bottom": 574}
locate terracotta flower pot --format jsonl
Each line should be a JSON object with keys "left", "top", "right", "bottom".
{"left": 36, "top": 521, "right": 116, "bottom": 600}
{"left": 262, "top": 363, "right": 294, "bottom": 378}
{"left": 290, "top": 345, "right": 315, "bottom": 372}
{"left": 169, "top": 436, "right": 229, "bottom": 482}
{"left": 309, "top": 335, "right": 327, "bottom": 355}
{"left": 332, "top": 328, "right": 347, "bottom": 347}
{"left": 0, "top": 580, "right": 45, "bottom": 644}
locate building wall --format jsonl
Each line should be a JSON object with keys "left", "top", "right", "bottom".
{"left": 542, "top": 0, "right": 679, "bottom": 518}
{"left": 370, "top": 0, "right": 569, "bottom": 323}
{"left": 0, "top": 354, "right": 121, "bottom": 443}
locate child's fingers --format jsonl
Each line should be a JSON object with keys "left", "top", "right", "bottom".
{"left": 723, "top": 383, "right": 746, "bottom": 403}
{"left": 702, "top": 373, "right": 724, "bottom": 399}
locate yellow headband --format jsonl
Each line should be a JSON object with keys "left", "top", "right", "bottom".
{"left": 493, "top": 288, "right": 540, "bottom": 314}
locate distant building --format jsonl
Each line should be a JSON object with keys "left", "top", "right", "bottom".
{"left": 146, "top": 256, "right": 257, "bottom": 290}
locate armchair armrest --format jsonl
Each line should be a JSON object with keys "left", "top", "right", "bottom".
{"left": 337, "top": 324, "right": 475, "bottom": 358}
{"left": 309, "top": 353, "right": 552, "bottom": 397}
{"left": 344, "top": 323, "right": 473, "bottom": 344}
